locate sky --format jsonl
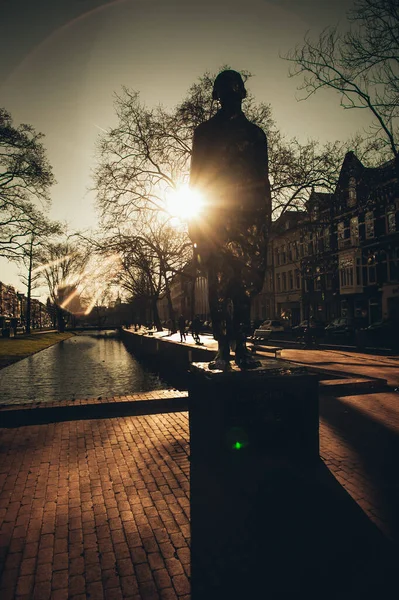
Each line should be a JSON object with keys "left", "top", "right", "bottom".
{"left": 0, "top": 0, "right": 371, "bottom": 297}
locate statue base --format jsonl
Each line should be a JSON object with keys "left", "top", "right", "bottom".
{"left": 188, "top": 359, "right": 395, "bottom": 599}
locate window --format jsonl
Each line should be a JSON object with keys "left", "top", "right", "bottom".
{"left": 387, "top": 205, "right": 396, "bottom": 234}
{"left": 315, "top": 268, "right": 322, "bottom": 291}
{"left": 282, "top": 273, "right": 287, "bottom": 291}
{"left": 276, "top": 273, "right": 281, "bottom": 292}
{"left": 275, "top": 249, "right": 280, "bottom": 266}
{"left": 337, "top": 222, "right": 345, "bottom": 248}
{"left": 288, "top": 244, "right": 293, "bottom": 262}
{"left": 340, "top": 255, "right": 354, "bottom": 288}
{"left": 282, "top": 245, "right": 286, "bottom": 264}
{"left": 350, "top": 216, "right": 359, "bottom": 245}
{"left": 367, "top": 254, "right": 377, "bottom": 284}
{"left": 356, "top": 257, "right": 362, "bottom": 286}
{"left": 324, "top": 227, "right": 330, "bottom": 251}
{"left": 348, "top": 177, "right": 356, "bottom": 207}
{"left": 388, "top": 248, "right": 399, "bottom": 282}
{"left": 294, "top": 243, "right": 299, "bottom": 261}
{"left": 309, "top": 233, "right": 315, "bottom": 255}
{"left": 295, "top": 269, "right": 300, "bottom": 289}
{"left": 303, "top": 234, "right": 310, "bottom": 256}
{"left": 289, "top": 270, "right": 293, "bottom": 290}
{"left": 365, "top": 211, "right": 374, "bottom": 239}
{"left": 368, "top": 264, "right": 377, "bottom": 284}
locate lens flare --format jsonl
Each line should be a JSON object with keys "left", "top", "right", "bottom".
{"left": 166, "top": 185, "right": 203, "bottom": 221}
{"left": 32, "top": 252, "right": 78, "bottom": 275}
{"left": 60, "top": 288, "right": 80, "bottom": 310}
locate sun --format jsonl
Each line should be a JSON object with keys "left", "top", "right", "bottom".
{"left": 165, "top": 185, "right": 203, "bottom": 221}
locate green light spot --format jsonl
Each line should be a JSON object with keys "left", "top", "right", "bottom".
{"left": 234, "top": 441, "right": 242, "bottom": 450}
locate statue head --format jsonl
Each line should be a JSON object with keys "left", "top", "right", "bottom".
{"left": 212, "top": 70, "right": 247, "bottom": 103}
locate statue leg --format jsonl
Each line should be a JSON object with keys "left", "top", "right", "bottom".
{"left": 232, "top": 287, "right": 260, "bottom": 370}
{"left": 207, "top": 263, "right": 232, "bottom": 370}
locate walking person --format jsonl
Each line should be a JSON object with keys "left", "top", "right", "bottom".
{"left": 192, "top": 315, "right": 201, "bottom": 344}
{"left": 178, "top": 314, "right": 186, "bottom": 343}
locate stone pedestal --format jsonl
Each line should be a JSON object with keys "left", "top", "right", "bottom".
{"left": 189, "top": 359, "right": 319, "bottom": 465}
{"left": 188, "top": 359, "right": 395, "bottom": 599}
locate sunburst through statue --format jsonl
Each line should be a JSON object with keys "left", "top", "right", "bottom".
{"left": 165, "top": 184, "right": 204, "bottom": 221}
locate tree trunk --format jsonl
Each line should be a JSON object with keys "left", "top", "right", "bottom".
{"left": 152, "top": 297, "right": 163, "bottom": 331}
{"left": 190, "top": 273, "right": 196, "bottom": 322}
{"left": 164, "top": 278, "right": 177, "bottom": 333}
{"left": 26, "top": 235, "right": 34, "bottom": 334}
{"left": 56, "top": 306, "right": 65, "bottom": 332}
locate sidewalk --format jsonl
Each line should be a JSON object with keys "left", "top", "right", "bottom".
{"left": 1, "top": 336, "right": 398, "bottom": 598}
{"left": 137, "top": 327, "right": 399, "bottom": 386}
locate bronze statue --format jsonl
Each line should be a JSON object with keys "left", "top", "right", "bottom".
{"left": 189, "top": 69, "right": 271, "bottom": 370}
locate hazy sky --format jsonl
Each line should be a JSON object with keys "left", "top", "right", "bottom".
{"left": 1, "top": 0, "right": 369, "bottom": 294}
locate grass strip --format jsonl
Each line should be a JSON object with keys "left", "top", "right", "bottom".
{"left": 0, "top": 332, "right": 75, "bottom": 369}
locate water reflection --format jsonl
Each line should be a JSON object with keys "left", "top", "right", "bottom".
{"left": 0, "top": 331, "right": 165, "bottom": 405}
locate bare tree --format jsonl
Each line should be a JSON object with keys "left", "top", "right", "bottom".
{"left": 284, "top": 0, "right": 399, "bottom": 160}
{"left": 35, "top": 239, "right": 89, "bottom": 332}
{"left": 95, "top": 68, "right": 352, "bottom": 230}
{"left": 17, "top": 218, "right": 61, "bottom": 333}
{"left": 0, "top": 108, "right": 55, "bottom": 259}
{"left": 97, "top": 215, "right": 192, "bottom": 331}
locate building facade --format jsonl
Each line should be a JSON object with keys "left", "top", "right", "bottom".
{"left": 302, "top": 153, "right": 399, "bottom": 327}
{"left": 0, "top": 281, "right": 53, "bottom": 329}
{"left": 250, "top": 152, "right": 398, "bottom": 329}
{"left": 271, "top": 211, "right": 306, "bottom": 327}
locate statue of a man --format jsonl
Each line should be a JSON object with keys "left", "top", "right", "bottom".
{"left": 189, "top": 69, "right": 271, "bottom": 370}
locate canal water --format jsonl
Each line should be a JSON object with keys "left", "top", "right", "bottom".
{"left": 0, "top": 331, "right": 166, "bottom": 405}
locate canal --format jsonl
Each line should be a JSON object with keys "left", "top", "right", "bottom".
{"left": 0, "top": 330, "right": 166, "bottom": 405}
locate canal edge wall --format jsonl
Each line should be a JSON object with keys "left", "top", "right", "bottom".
{"left": 120, "top": 329, "right": 216, "bottom": 374}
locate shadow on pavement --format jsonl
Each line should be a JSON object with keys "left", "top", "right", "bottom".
{"left": 191, "top": 455, "right": 398, "bottom": 600}
{"left": 320, "top": 393, "right": 399, "bottom": 542}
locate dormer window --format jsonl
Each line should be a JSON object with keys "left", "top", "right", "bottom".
{"left": 350, "top": 216, "right": 359, "bottom": 245}
{"left": 365, "top": 211, "right": 374, "bottom": 238}
{"left": 387, "top": 205, "right": 396, "bottom": 234}
{"left": 348, "top": 177, "right": 357, "bottom": 207}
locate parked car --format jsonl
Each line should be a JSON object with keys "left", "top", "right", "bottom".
{"left": 292, "top": 320, "right": 325, "bottom": 337}
{"left": 364, "top": 319, "right": 399, "bottom": 350}
{"left": 325, "top": 318, "right": 354, "bottom": 337}
{"left": 258, "top": 319, "right": 285, "bottom": 332}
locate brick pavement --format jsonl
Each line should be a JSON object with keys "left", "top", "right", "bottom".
{"left": 0, "top": 390, "right": 188, "bottom": 410}
{"left": 319, "top": 390, "right": 399, "bottom": 542}
{"left": 1, "top": 399, "right": 399, "bottom": 598}
{"left": 1, "top": 346, "right": 399, "bottom": 598}
{"left": 0, "top": 413, "right": 190, "bottom": 600}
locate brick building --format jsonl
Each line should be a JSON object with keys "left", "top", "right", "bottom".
{"left": 302, "top": 152, "right": 398, "bottom": 327}
{"left": 250, "top": 151, "right": 398, "bottom": 329}
{"left": 0, "top": 281, "right": 53, "bottom": 329}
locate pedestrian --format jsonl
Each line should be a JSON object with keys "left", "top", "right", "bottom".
{"left": 167, "top": 318, "right": 173, "bottom": 335}
{"left": 178, "top": 314, "right": 186, "bottom": 342}
{"left": 192, "top": 315, "right": 201, "bottom": 344}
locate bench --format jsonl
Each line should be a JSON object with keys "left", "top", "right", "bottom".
{"left": 251, "top": 328, "right": 272, "bottom": 342}
{"left": 249, "top": 330, "right": 282, "bottom": 358}
{"left": 252, "top": 345, "right": 283, "bottom": 358}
